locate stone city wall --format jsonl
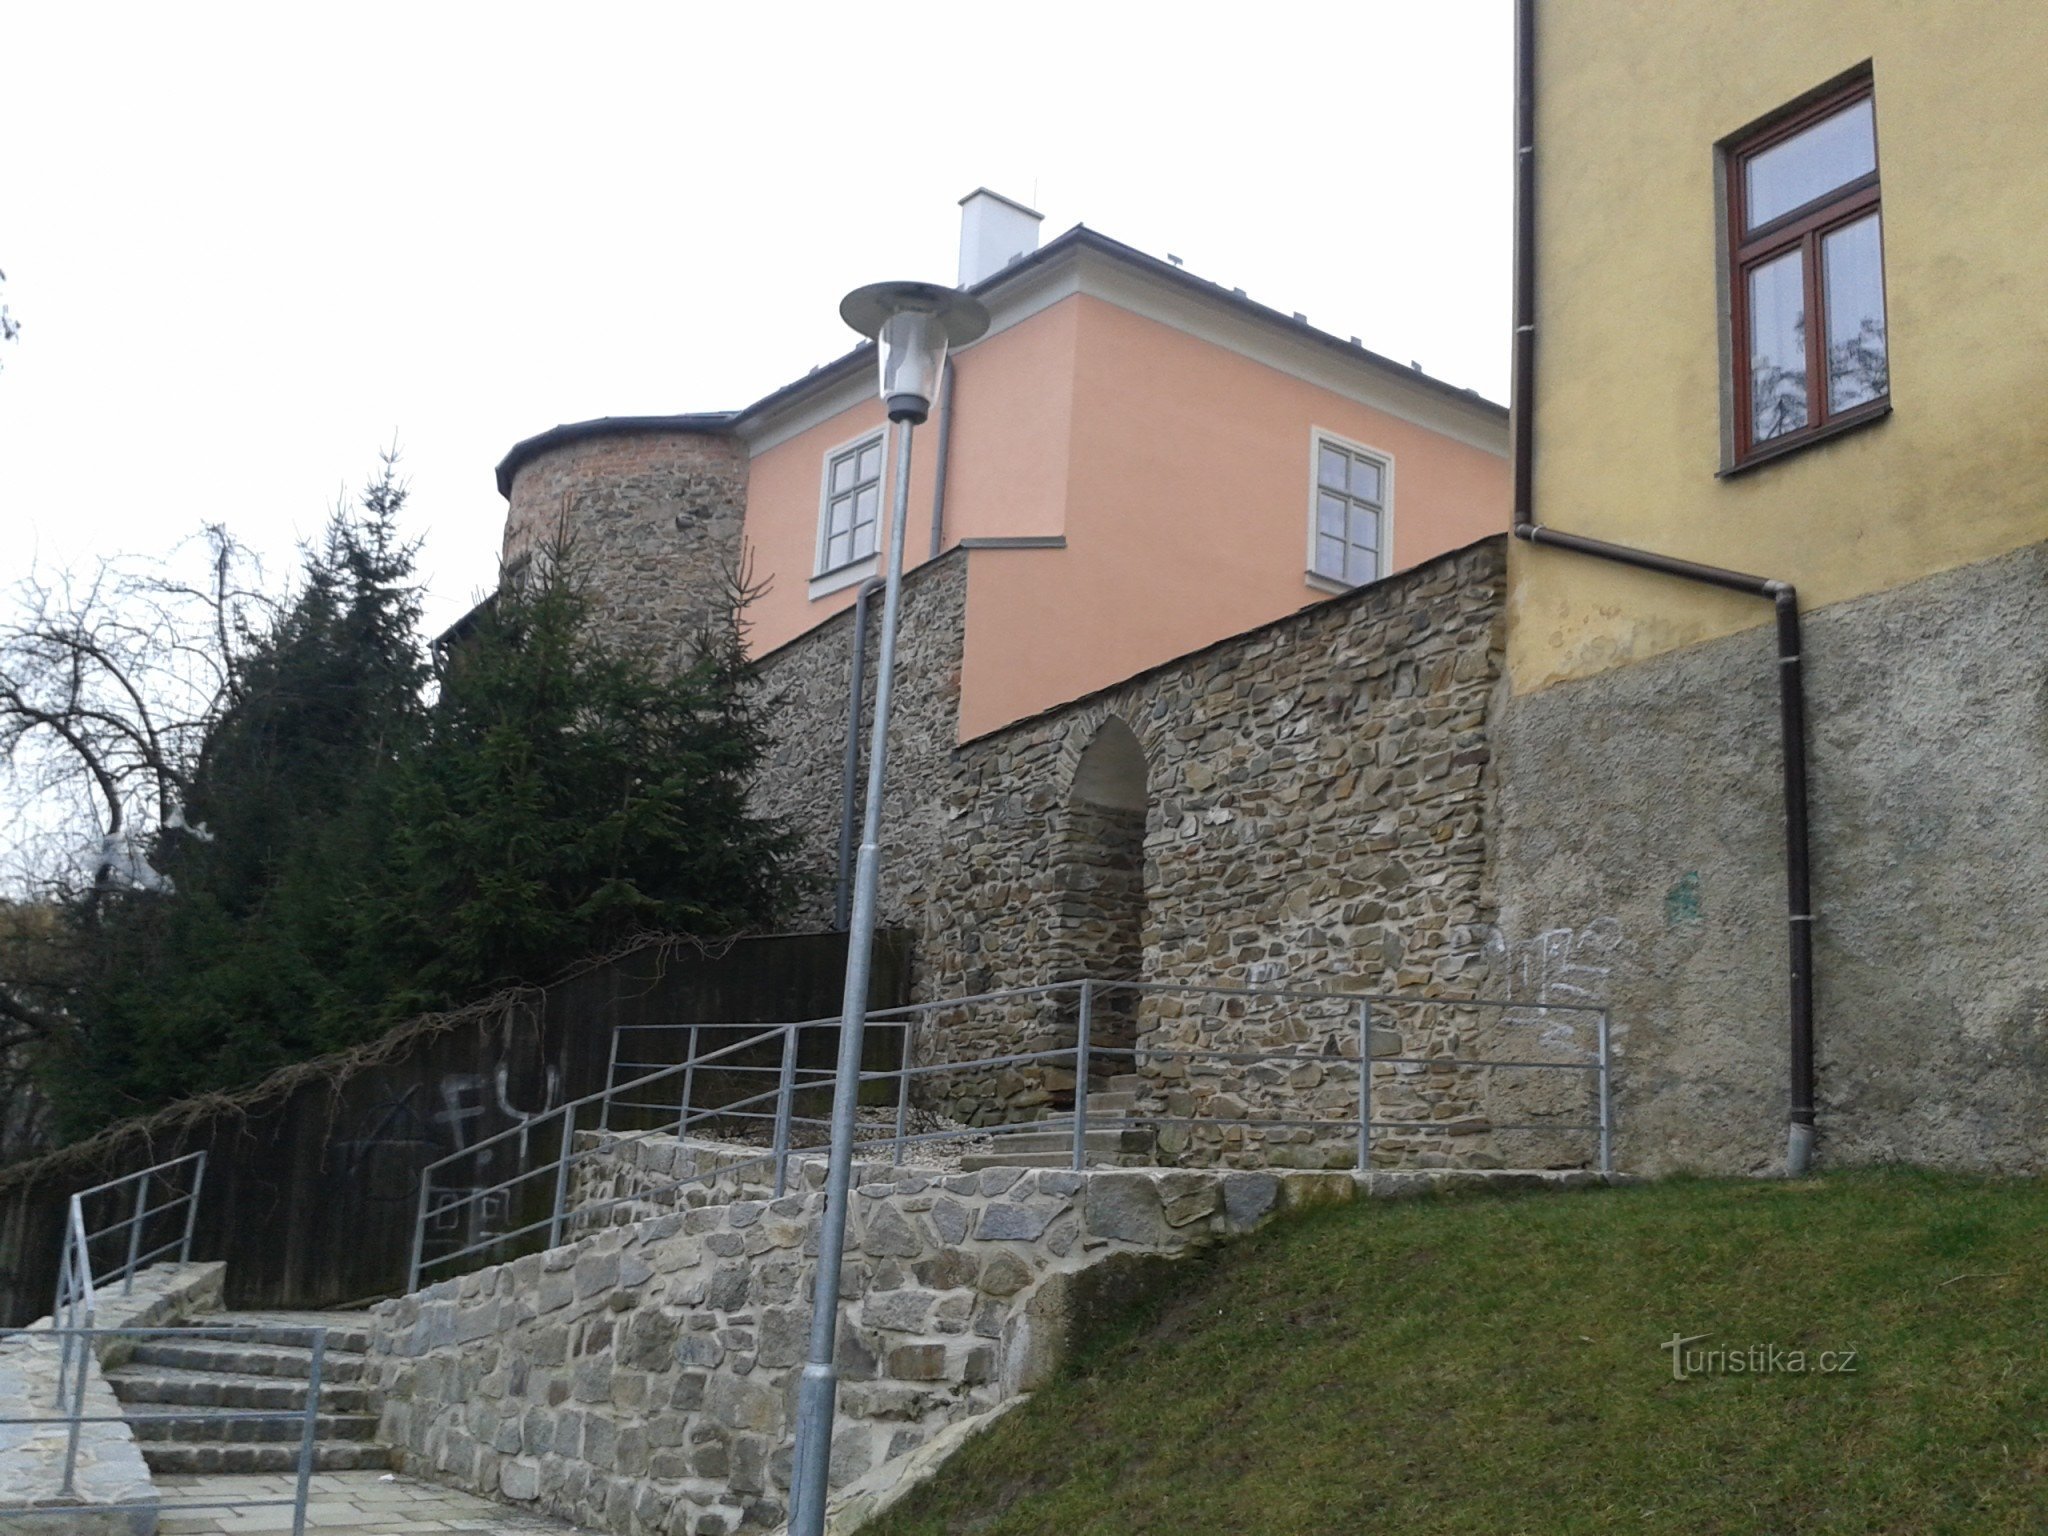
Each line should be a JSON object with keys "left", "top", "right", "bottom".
{"left": 749, "top": 554, "right": 968, "bottom": 946}
{"left": 919, "top": 540, "right": 1566, "bottom": 1166}
{"left": 739, "top": 538, "right": 1608, "bottom": 1172}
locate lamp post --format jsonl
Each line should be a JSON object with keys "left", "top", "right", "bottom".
{"left": 788, "top": 280, "right": 988, "bottom": 1536}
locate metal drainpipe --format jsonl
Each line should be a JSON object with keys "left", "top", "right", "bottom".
{"left": 928, "top": 359, "right": 955, "bottom": 561}
{"left": 1511, "top": 0, "right": 1817, "bottom": 1175}
{"left": 833, "top": 578, "right": 886, "bottom": 931}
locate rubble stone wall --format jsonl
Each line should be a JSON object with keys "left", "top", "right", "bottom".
{"left": 371, "top": 1136, "right": 1332, "bottom": 1536}
{"left": 738, "top": 539, "right": 1590, "bottom": 1171}
{"left": 919, "top": 540, "right": 1548, "bottom": 1165}
{"left": 749, "top": 555, "right": 968, "bottom": 946}
{"left": 503, "top": 430, "right": 749, "bottom": 672}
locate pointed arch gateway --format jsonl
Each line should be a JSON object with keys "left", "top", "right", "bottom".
{"left": 1053, "top": 716, "right": 1151, "bottom": 1086}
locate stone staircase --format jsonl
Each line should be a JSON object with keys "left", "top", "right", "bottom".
{"left": 105, "top": 1310, "right": 390, "bottom": 1474}
{"left": 960, "top": 1075, "right": 1158, "bottom": 1171}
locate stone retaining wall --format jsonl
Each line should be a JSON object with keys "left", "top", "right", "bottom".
{"left": 0, "top": 1261, "right": 225, "bottom": 1536}
{"left": 373, "top": 1135, "right": 1501, "bottom": 1536}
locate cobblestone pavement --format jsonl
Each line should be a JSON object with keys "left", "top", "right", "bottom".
{"left": 154, "top": 1471, "right": 584, "bottom": 1534}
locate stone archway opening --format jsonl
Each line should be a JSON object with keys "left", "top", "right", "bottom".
{"left": 1053, "top": 717, "right": 1151, "bottom": 1090}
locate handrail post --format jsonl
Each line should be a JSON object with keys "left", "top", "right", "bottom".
{"left": 548, "top": 1103, "right": 578, "bottom": 1251}
{"left": 773, "top": 1023, "right": 799, "bottom": 1198}
{"left": 53, "top": 1242, "right": 74, "bottom": 1409}
{"left": 1356, "top": 1000, "right": 1373, "bottom": 1174}
{"left": 1596, "top": 1008, "right": 1614, "bottom": 1176}
{"left": 181, "top": 1152, "right": 207, "bottom": 1266}
{"left": 123, "top": 1174, "right": 148, "bottom": 1296}
{"left": 407, "top": 1171, "right": 432, "bottom": 1295}
{"left": 677, "top": 1025, "right": 700, "bottom": 1139}
{"left": 1072, "top": 982, "right": 1093, "bottom": 1173}
{"left": 600, "top": 1025, "right": 622, "bottom": 1132}
{"left": 891, "top": 1017, "right": 914, "bottom": 1167}
{"left": 59, "top": 1305, "right": 92, "bottom": 1497}
{"left": 291, "top": 1328, "right": 326, "bottom": 1536}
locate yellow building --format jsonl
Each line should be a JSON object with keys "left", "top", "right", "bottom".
{"left": 1497, "top": 0, "right": 2048, "bottom": 1174}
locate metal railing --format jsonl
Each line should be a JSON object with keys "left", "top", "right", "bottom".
{"left": 51, "top": 1150, "right": 208, "bottom": 1417}
{"left": 0, "top": 1322, "right": 329, "bottom": 1532}
{"left": 410, "top": 978, "right": 1612, "bottom": 1291}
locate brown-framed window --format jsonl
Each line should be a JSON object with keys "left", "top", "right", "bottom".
{"left": 1727, "top": 76, "right": 1889, "bottom": 465}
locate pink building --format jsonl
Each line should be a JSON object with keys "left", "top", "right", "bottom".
{"left": 495, "top": 191, "right": 1508, "bottom": 741}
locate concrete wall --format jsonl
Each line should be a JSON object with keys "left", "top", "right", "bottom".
{"left": 1492, "top": 541, "right": 2048, "bottom": 1174}
{"left": 1517, "top": 0, "right": 2048, "bottom": 692}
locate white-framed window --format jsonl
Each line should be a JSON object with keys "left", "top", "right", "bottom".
{"left": 817, "top": 431, "right": 885, "bottom": 577}
{"left": 1308, "top": 432, "right": 1390, "bottom": 589}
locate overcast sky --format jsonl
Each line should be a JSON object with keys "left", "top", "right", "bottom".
{"left": 0, "top": 1, "right": 1512, "bottom": 637}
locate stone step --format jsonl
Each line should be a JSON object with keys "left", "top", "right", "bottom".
{"left": 105, "top": 1365, "right": 372, "bottom": 1414}
{"left": 958, "top": 1149, "right": 1157, "bottom": 1172}
{"left": 960, "top": 1124, "right": 1158, "bottom": 1171}
{"left": 1106, "top": 1074, "right": 1151, "bottom": 1097}
{"left": 201, "top": 1312, "right": 376, "bottom": 1355}
{"left": 988, "top": 1126, "right": 1155, "bottom": 1156}
{"left": 1074, "top": 1091, "right": 1140, "bottom": 1114}
{"left": 137, "top": 1440, "right": 392, "bottom": 1475}
{"left": 123, "top": 1406, "right": 380, "bottom": 1444}
{"left": 125, "top": 1338, "right": 368, "bottom": 1383}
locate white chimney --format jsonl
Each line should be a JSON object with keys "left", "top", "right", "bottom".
{"left": 957, "top": 188, "right": 1043, "bottom": 288}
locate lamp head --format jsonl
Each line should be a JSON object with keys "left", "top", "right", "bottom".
{"left": 839, "top": 281, "right": 990, "bottom": 423}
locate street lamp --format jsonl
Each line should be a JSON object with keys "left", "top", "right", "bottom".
{"left": 788, "top": 279, "right": 988, "bottom": 1536}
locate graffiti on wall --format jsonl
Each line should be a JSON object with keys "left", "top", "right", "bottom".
{"left": 333, "top": 1045, "right": 561, "bottom": 1263}
{"left": 1470, "top": 917, "right": 1625, "bottom": 1040}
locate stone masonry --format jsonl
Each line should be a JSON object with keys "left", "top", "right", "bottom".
{"left": 373, "top": 1130, "right": 1615, "bottom": 1536}
{"left": 749, "top": 554, "right": 967, "bottom": 943}
{"left": 740, "top": 537, "right": 1604, "bottom": 1172}
{"left": 370, "top": 1131, "right": 1370, "bottom": 1536}
{"left": 502, "top": 430, "right": 749, "bottom": 672}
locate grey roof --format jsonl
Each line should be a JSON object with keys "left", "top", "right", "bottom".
{"left": 494, "top": 225, "right": 1506, "bottom": 499}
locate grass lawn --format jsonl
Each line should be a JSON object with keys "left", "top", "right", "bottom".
{"left": 866, "top": 1170, "right": 2048, "bottom": 1535}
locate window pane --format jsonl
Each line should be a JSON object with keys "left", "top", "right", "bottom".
{"left": 1348, "top": 507, "right": 1378, "bottom": 551}
{"left": 1824, "top": 213, "right": 1888, "bottom": 413}
{"left": 1317, "top": 493, "right": 1346, "bottom": 536}
{"left": 829, "top": 496, "right": 852, "bottom": 536}
{"left": 854, "top": 485, "right": 878, "bottom": 528}
{"left": 1748, "top": 249, "right": 1809, "bottom": 442}
{"left": 852, "top": 524, "right": 876, "bottom": 560}
{"left": 1318, "top": 445, "right": 1348, "bottom": 489}
{"left": 1745, "top": 98, "right": 1875, "bottom": 231}
{"left": 1345, "top": 545, "right": 1377, "bottom": 586}
{"left": 1316, "top": 535, "right": 1347, "bottom": 579}
{"left": 858, "top": 443, "right": 882, "bottom": 483}
{"left": 828, "top": 532, "right": 851, "bottom": 568}
{"left": 1349, "top": 458, "right": 1382, "bottom": 503}
{"left": 831, "top": 455, "right": 855, "bottom": 494}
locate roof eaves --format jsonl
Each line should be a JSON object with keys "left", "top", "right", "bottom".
{"left": 494, "top": 412, "right": 742, "bottom": 498}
